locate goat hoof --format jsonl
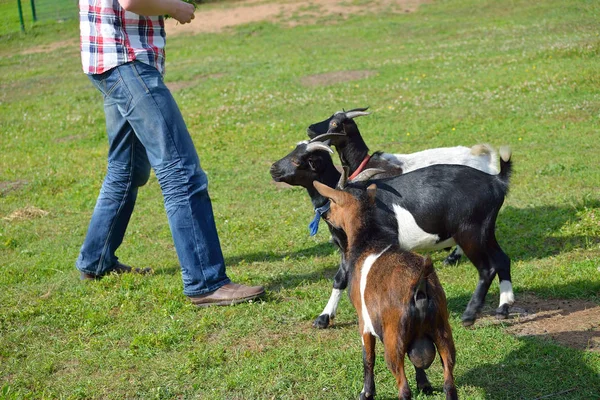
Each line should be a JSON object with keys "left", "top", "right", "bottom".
{"left": 312, "top": 314, "right": 331, "bottom": 329}
{"left": 461, "top": 314, "right": 476, "bottom": 327}
{"left": 418, "top": 383, "right": 433, "bottom": 395}
{"left": 400, "top": 387, "right": 412, "bottom": 400}
{"left": 444, "top": 384, "right": 458, "bottom": 400}
{"left": 495, "top": 303, "right": 510, "bottom": 320}
{"left": 442, "top": 256, "right": 460, "bottom": 266}
{"left": 359, "top": 391, "right": 374, "bottom": 400}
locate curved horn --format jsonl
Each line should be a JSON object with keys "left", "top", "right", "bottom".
{"left": 345, "top": 110, "right": 371, "bottom": 119}
{"left": 346, "top": 106, "right": 369, "bottom": 113}
{"left": 351, "top": 168, "right": 386, "bottom": 182}
{"left": 305, "top": 141, "right": 334, "bottom": 154}
{"left": 308, "top": 132, "right": 346, "bottom": 143}
{"left": 337, "top": 166, "right": 349, "bottom": 189}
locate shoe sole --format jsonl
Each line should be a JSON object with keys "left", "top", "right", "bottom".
{"left": 191, "top": 292, "right": 265, "bottom": 308}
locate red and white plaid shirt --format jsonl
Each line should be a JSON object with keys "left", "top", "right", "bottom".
{"left": 79, "top": 0, "right": 166, "bottom": 75}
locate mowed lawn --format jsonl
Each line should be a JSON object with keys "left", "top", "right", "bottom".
{"left": 1, "top": 0, "right": 599, "bottom": 398}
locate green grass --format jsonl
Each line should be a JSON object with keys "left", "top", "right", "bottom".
{"left": 0, "top": 0, "right": 78, "bottom": 37}
{"left": 1, "top": 0, "right": 600, "bottom": 398}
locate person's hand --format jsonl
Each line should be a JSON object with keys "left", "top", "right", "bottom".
{"left": 170, "top": 0, "right": 195, "bottom": 24}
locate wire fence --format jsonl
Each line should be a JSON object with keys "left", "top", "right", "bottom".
{"left": 32, "top": 0, "right": 78, "bottom": 22}
{"left": 0, "top": 0, "right": 78, "bottom": 35}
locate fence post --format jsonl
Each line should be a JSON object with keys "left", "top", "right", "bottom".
{"left": 17, "top": 0, "right": 25, "bottom": 31}
{"left": 30, "top": 0, "right": 37, "bottom": 22}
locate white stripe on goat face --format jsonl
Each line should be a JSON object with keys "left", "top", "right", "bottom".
{"left": 360, "top": 246, "right": 391, "bottom": 339}
{"left": 392, "top": 204, "right": 456, "bottom": 251}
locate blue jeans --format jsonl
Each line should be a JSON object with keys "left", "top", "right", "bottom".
{"left": 76, "top": 61, "right": 230, "bottom": 296}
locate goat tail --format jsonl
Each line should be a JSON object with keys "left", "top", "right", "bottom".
{"left": 413, "top": 256, "right": 434, "bottom": 321}
{"left": 407, "top": 256, "right": 437, "bottom": 370}
{"left": 498, "top": 145, "right": 512, "bottom": 192}
{"left": 470, "top": 143, "right": 499, "bottom": 173}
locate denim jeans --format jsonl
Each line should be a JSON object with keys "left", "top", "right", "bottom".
{"left": 76, "top": 61, "right": 230, "bottom": 296}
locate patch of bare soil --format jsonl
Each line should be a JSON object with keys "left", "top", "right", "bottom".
{"left": 19, "top": 39, "right": 78, "bottom": 56}
{"left": 54, "top": 134, "right": 87, "bottom": 143}
{"left": 482, "top": 293, "right": 600, "bottom": 352}
{"left": 0, "top": 180, "right": 28, "bottom": 196}
{"left": 165, "top": 0, "right": 426, "bottom": 35}
{"left": 300, "top": 70, "right": 377, "bottom": 87}
{"left": 3, "top": 206, "right": 49, "bottom": 222}
{"left": 165, "top": 73, "right": 225, "bottom": 91}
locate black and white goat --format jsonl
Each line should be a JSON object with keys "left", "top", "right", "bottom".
{"left": 270, "top": 141, "right": 349, "bottom": 328}
{"left": 307, "top": 107, "right": 501, "bottom": 265}
{"left": 307, "top": 107, "right": 499, "bottom": 176}
{"left": 313, "top": 179, "right": 458, "bottom": 400}
{"left": 270, "top": 141, "right": 514, "bottom": 327}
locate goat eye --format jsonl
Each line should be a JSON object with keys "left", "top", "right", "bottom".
{"left": 330, "top": 122, "right": 338, "bottom": 128}
{"left": 291, "top": 158, "right": 300, "bottom": 167}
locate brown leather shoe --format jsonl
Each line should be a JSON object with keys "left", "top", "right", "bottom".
{"left": 188, "top": 282, "right": 265, "bottom": 307}
{"left": 80, "top": 262, "right": 153, "bottom": 280}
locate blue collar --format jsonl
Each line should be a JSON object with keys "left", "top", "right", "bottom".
{"left": 309, "top": 201, "right": 331, "bottom": 236}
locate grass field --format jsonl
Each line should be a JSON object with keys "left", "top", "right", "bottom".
{"left": 0, "top": 0, "right": 78, "bottom": 36}
{"left": 1, "top": 0, "right": 599, "bottom": 398}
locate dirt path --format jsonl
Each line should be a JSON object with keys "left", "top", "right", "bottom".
{"left": 481, "top": 293, "right": 600, "bottom": 352}
{"left": 165, "top": 0, "right": 424, "bottom": 35}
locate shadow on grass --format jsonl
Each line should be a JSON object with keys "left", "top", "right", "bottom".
{"left": 459, "top": 335, "right": 600, "bottom": 399}
{"left": 237, "top": 199, "right": 599, "bottom": 272}
{"left": 497, "top": 200, "right": 600, "bottom": 262}
{"left": 226, "top": 242, "right": 338, "bottom": 266}
{"left": 445, "top": 281, "right": 600, "bottom": 399}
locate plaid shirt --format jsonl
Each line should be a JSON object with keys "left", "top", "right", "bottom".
{"left": 79, "top": 0, "right": 166, "bottom": 75}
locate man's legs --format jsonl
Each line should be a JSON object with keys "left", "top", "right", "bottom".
{"left": 77, "top": 61, "right": 262, "bottom": 299}
{"left": 115, "top": 61, "right": 232, "bottom": 296}
{"left": 76, "top": 75, "right": 151, "bottom": 277}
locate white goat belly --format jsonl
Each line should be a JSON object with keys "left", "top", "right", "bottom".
{"left": 392, "top": 204, "right": 456, "bottom": 251}
{"left": 360, "top": 246, "right": 391, "bottom": 339}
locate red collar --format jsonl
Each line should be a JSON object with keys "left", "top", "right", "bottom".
{"left": 348, "top": 154, "right": 371, "bottom": 181}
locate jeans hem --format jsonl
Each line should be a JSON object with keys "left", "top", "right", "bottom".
{"left": 77, "top": 267, "right": 98, "bottom": 276}
{"left": 184, "top": 277, "right": 231, "bottom": 297}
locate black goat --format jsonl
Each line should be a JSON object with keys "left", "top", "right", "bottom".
{"left": 307, "top": 107, "right": 501, "bottom": 265}
{"left": 271, "top": 141, "right": 514, "bottom": 326}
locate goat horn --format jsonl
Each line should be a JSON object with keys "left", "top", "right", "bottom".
{"left": 345, "top": 110, "right": 371, "bottom": 119}
{"left": 305, "top": 141, "right": 334, "bottom": 154}
{"left": 346, "top": 106, "right": 369, "bottom": 112}
{"left": 309, "top": 132, "right": 346, "bottom": 143}
{"left": 351, "top": 168, "right": 386, "bottom": 182}
{"left": 337, "top": 166, "right": 349, "bottom": 189}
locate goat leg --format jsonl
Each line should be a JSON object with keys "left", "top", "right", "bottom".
{"left": 313, "top": 256, "right": 348, "bottom": 328}
{"left": 360, "top": 333, "right": 376, "bottom": 400}
{"left": 414, "top": 367, "right": 433, "bottom": 395}
{"left": 431, "top": 324, "right": 458, "bottom": 400}
{"left": 442, "top": 246, "right": 463, "bottom": 266}
{"left": 494, "top": 252, "right": 513, "bottom": 320}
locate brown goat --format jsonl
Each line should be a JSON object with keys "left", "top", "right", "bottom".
{"left": 313, "top": 180, "right": 458, "bottom": 400}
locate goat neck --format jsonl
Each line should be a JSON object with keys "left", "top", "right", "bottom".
{"left": 340, "top": 195, "right": 394, "bottom": 263}
{"left": 307, "top": 167, "right": 341, "bottom": 210}
{"left": 336, "top": 137, "right": 371, "bottom": 179}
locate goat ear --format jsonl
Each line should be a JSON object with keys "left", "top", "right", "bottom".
{"left": 313, "top": 181, "right": 342, "bottom": 204}
{"left": 366, "top": 184, "right": 377, "bottom": 205}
